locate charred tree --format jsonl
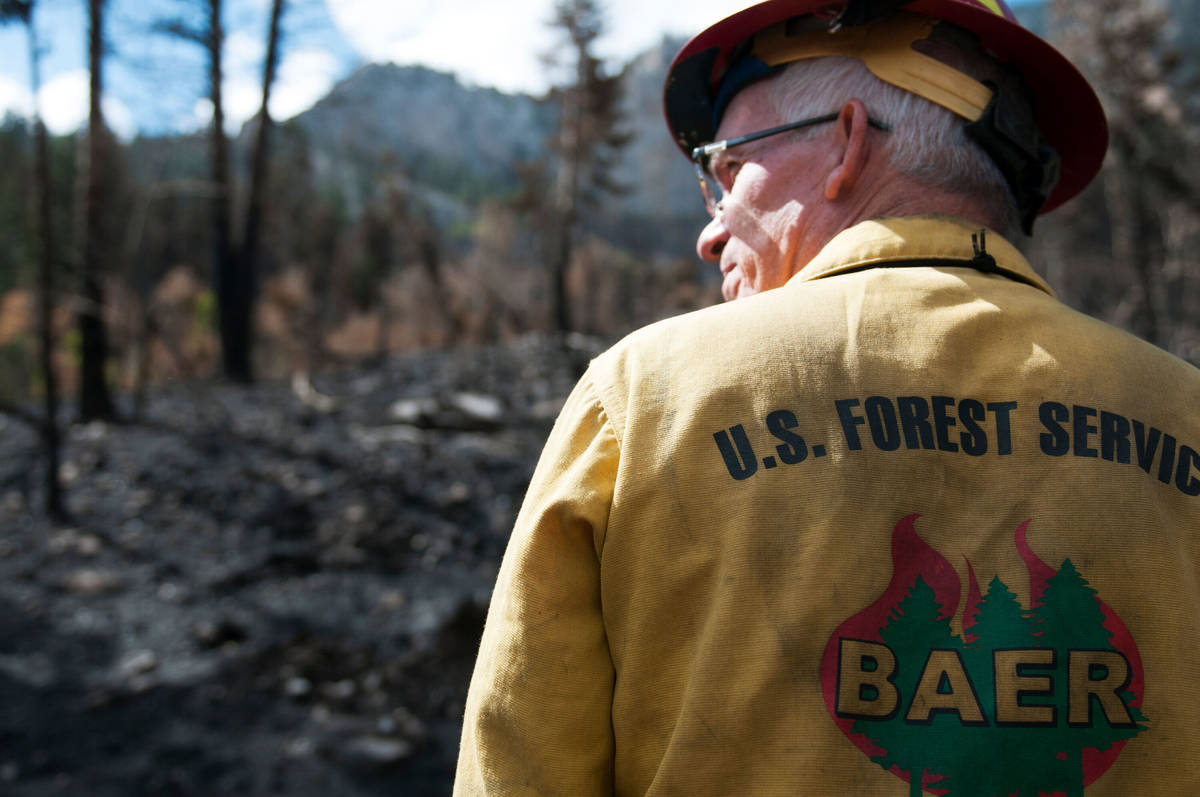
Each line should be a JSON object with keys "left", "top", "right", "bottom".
{"left": 3, "top": 0, "right": 67, "bottom": 520}
{"left": 413, "top": 208, "right": 459, "bottom": 346}
{"left": 157, "top": 0, "right": 287, "bottom": 382}
{"left": 79, "top": 0, "right": 116, "bottom": 420}
{"left": 204, "top": 0, "right": 248, "bottom": 381}
{"left": 160, "top": 0, "right": 242, "bottom": 380}
{"left": 233, "top": 0, "right": 286, "bottom": 379}
{"left": 387, "top": 186, "right": 460, "bottom": 347}
{"left": 1050, "top": 0, "right": 1200, "bottom": 361}
{"left": 29, "top": 11, "right": 65, "bottom": 520}
{"left": 542, "top": 0, "right": 628, "bottom": 335}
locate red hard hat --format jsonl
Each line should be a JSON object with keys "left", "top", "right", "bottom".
{"left": 663, "top": 0, "right": 1107, "bottom": 216}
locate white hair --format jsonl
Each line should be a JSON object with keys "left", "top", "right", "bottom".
{"left": 765, "top": 27, "right": 1026, "bottom": 241}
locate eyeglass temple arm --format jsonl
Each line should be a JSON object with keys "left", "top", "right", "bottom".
{"left": 691, "top": 115, "right": 892, "bottom": 162}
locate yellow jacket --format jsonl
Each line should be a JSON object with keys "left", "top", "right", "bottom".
{"left": 455, "top": 216, "right": 1200, "bottom": 796}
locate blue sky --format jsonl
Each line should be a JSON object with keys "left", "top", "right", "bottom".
{"left": 0, "top": 0, "right": 748, "bottom": 137}
{"left": 0, "top": 0, "right": 359, "bottom": 136}
{"left": 0, "top": 0, "right": 1039, "bottom": 138}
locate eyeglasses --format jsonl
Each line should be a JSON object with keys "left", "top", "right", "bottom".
{"left": 690, "top": 112, "right": 893, "bottom": 217}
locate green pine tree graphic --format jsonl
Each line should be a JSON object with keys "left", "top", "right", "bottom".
{"left": 850, "top": 562, "right": 1148, "bottom": 795}
{"left": 960, "top": 576, "right": 1048, "bottom": 796}
{"left": 1030, "top": 560, "right": 1149, "bottom": 796}
{"left": 858, "top": 576, "right": 968, "bottom": 796}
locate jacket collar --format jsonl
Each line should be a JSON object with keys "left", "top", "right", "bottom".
{"left": 792, "top": 215, "right": 1054, "bottom": 296}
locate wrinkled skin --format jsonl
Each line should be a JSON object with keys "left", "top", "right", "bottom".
{"left": 695, "top": 81, "right": 879, "bottom": 301}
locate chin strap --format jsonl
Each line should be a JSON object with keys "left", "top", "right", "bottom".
{"left": 964, "top": 76, "right": 1061, "bottom": 234}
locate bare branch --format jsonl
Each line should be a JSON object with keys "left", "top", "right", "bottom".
{"left": 152, "top": 17, "right": 207, "bottom": 46}
{"left": 0, "top": 1, "right": 32, "bottom": 25}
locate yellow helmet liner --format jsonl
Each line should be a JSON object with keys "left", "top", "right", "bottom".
{"left": 750, "top": 14, "right": 993, "bottom": 123}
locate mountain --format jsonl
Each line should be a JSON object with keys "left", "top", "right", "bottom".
{"left": 256, "top": 1, "right": 1200, "bottom": 263}
{"left": 599, "top": 36, "right": 712, "bottom": 257}
{"left": 286, "top": 43, "right": 708, "bottom": 259}
{"left": 291, "top": 63, "right": 555, "bottom": 211}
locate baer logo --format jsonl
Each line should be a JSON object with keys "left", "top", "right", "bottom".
{"left": 819, "top": 515, "right": 1148, "bottom": 795}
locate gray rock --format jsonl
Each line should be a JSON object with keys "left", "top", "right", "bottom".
{"left": 334, "top": 735, "right": 414, "bottom": 771}
{"left": 62, "top": 568, "right": 125, "bottom": 595}
{"left": 120, "top": 650, "right": 159, "bottom": 678}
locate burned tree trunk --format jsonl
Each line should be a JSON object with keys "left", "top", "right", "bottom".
{"left": 233, "top": 0, "right": 286, "bottom": 374}
{"left": 542, "top": 0, "right": 627, "bottom": 336}
{"left": 12, "top": 0, "right": 68, "bottom": 520}
{"left": 206, "top": 0, "right": 250, "bottom": 382}
{"left": 79, "top": 0, "right": 116, "bottom": 420}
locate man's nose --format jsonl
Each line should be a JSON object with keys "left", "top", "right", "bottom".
{"left": 696, "top": 215, "right": 729, "bottom": 262}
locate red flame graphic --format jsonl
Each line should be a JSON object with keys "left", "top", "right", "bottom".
{"left": 819, "top": 514, "right": 960, "bottom": 789}
{"left": 820, "top": 515, "right": 1145, "bottom": 795}
{"left": 962, "top": 560, "right": 983, "bottom": 644}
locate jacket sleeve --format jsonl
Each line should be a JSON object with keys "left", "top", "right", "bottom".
{"left": 454, "top": 370, "right": 619, "bottom": 796}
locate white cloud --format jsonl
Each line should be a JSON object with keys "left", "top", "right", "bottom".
{"left": 225, "top": 29, "right": 266, "bottom": 75}
{"left": 102, "top": 96, "right": 137, "bottom": 142}
{"left": 328, "top": 0, "right": 559, "bottom": 95}
{"left": 325, "top": 0, "right": 744, "bottom": 95}
{"left": 225, "top": 77, "right": 264, "bottom": 130}
{"left": 12, "top": 70, "right": 136, "bottom": 140}
{"left": 38, "top": 70, "right": 88, "bottom": 135}
{"left": 326, "top": 0, "right": 435, "bottom": 60}
{"left": 0, "top": 75, "right": 33, "bottom": 121}
{"left": 601, "top": 1, "right": 743, "bottom": 61}
{"left": 191, "top": 45, "right": 336, "bottom": 135}
{"left": 193, "top": 97, "right": 214, "bottom": 128}
{"left": 191, "top": 26, "right": 339, "bottom": 132}
{"left": 270, "top": 48, "right": 339, "bottom": 120}
{"left": 192, "top": 80, "right": 262, "bottom": 135}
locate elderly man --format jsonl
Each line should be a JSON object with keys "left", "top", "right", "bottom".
{"left": 455, "top": 0, "right": 1200, "bottom": 794}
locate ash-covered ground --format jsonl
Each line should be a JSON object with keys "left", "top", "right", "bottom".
{"left": 0, "top": 334, "right": 602, "bottom": 796}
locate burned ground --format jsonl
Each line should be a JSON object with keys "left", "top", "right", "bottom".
{"left": 0, "top": 334, "right": 600, "bottom": 796}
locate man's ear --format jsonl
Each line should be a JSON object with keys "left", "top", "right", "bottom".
{"left": 824, "top": 98, "right": 872, "bottom": 201}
